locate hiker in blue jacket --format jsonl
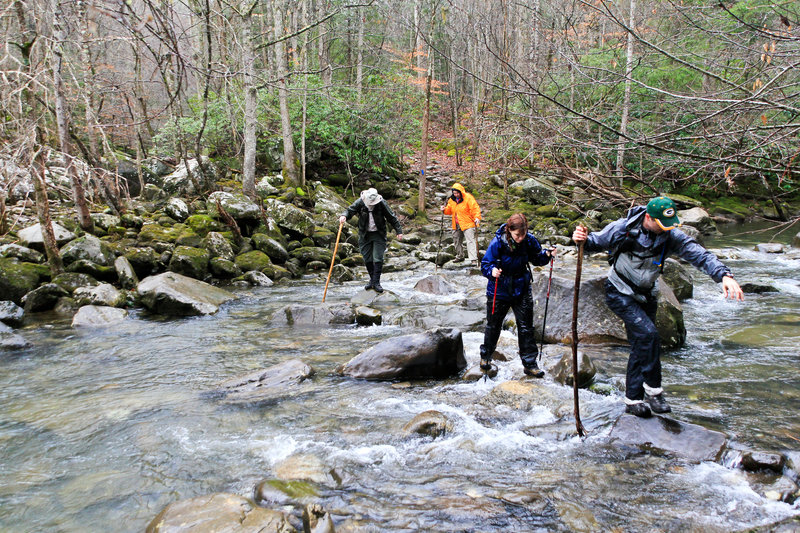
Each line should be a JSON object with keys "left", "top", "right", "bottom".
{"left": 572, "top": 196, "right": 744, "bottom": 418}
{"left": 480, "top": 213, "right": 556, "bottom": 378}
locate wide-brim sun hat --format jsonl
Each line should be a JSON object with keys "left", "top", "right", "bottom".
{"left": 361, "top": 188, "right": 382, "bottom": 207}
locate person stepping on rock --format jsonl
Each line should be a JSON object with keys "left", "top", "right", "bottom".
{"left": 340, "top": 188, "right": 403, "bottom": 293}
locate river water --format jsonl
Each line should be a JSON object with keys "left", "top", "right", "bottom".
{"left": 1, "top": 223, "right": 798, "bottom": 531}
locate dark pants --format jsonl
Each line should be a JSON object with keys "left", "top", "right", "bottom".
{"left": 359, "top": 231, "right": 387, "bottom": 263}
{"left": 604, "top": 280, "right": 660, "bottom": 401}
{"left": 480, "top": 290, "right": 538, "bottom": 368}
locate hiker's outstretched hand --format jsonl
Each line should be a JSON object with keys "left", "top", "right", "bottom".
{"left": 722, "top": 275, "right": 744, "bottom": 301}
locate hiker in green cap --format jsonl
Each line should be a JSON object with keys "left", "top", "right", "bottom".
{"left": 572, "top": 196, "right": 744, "bottom": 418}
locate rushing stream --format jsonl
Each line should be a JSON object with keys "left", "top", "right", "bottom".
{"left": 1, "top": 222, "right": 799, "bottom": 531}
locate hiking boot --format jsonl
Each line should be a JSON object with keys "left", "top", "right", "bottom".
{"left": 523, "top": 364, "right": 545, "bottom": 378}
{"left": 365, "top": 280, "right": 374, "bottom": 290}
{"left": 373, "top": 280, "right": 384, "bottom": 293}
{"left": 480, "top": 358, "right": 492, "bottom": 372}
{"left": 364, "top": 262, "right": 375, "bottom": 290}
{"left": 625, "top": 402, "right": 652, "bottom": 418}
{"left": 645, "top": 393, "right": 671, "bottom": 414}
{"left": 372, "top": 262, "right": 384, "bottom": 293}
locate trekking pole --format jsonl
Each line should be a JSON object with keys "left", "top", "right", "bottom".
{"left": 435, "top": 209, "right": 445, "bottom": 275}
{"left": 322, "top": 219, "right": 344, "bottom": 303}
{"left": 538, "top": 252, "right": 555, "bottom": 362}
{"left": 491, "top": 272, "right": 500, "bottom": 315}
{"left": 571, "top": 237, "right": 587, "bottom": 437}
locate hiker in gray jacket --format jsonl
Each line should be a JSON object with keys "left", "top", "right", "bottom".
{"left": 572, "top": 196, "right": 743, "bottom": 418}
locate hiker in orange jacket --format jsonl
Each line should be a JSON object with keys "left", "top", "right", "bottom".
{"left": 442, "top": 183, "right": 482, "bottom": 266}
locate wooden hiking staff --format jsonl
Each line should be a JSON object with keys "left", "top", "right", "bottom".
{"left": 322, "top": 219, "right": 344, "bottom": 303}
{"left": 571, "top": 238, "right": 587, "bottom": 437}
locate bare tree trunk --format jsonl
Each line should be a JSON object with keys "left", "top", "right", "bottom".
{"left": 241, "top": 4, "right": 257, "bottom": 197}
{"left": 318, "top": 0, "right": 331, "bottom": 87}
{"left": 53, "top": 0, "right": 93, "bottom": 231}
{"left": 300, "top": 0, "right": 309, "bottom": 188}
{"left": 274, "top": 0, "right": 300, "bottom": 185}
{"left": 418, "top": 60, "right": 432, "bottom": 213}
{"left": 356, "top": 5, "right": 364, "bottom": 101}
{"left": 616, "top": 0, "right": 636, "bottom": 183}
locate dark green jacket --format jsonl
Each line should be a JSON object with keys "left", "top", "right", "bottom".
{"left": 341, "top": 199, "right": 403, "bottom": 237}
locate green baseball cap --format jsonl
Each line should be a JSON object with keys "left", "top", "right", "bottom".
{"left": 646, "top": 196, "right": 681, "bottom": 230}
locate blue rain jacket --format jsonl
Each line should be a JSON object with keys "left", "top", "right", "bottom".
{"left": 481, "top": 224, "right": 551, "bottom": 301}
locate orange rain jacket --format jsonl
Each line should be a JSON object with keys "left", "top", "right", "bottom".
{"left": 443, "top": 183, "right": 481, "bottom": 231}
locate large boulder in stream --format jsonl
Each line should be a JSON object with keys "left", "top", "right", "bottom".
{"left": 403, "top": 410, "right": 454, "bottom": 438}
{"left": 214, "top": 359, "right": 315, "bottom": 405}
{"left": 339, "top": 327, "right": 467, "bottom": 380}
{"left": 146, "top": 492, "right": 296, "bottom": 533}
{"left": 137, "top": 272, "right": 235, "bottom": 316}
{"left": 71, "top": 305, "right": 128, "bottom": 327}
{"left": 531, "top": 272, "right": 685, "bottom": 348}
{"left": 609, "top": 414, "right": 726, "bottom": 463}
{"left": 414, "top": 274, "right": 456, "bottom": 295}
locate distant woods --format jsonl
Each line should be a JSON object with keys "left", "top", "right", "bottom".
{"left": 1, "top": 0, "right": 798, "bottom": 209}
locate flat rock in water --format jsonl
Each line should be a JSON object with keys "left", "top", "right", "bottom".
{"left": 402, "top": 410, "right": 453, "bottom": 438}
{"left": 0, "top": 300, "right": 24, "bottom": 328}
{"left": 71, "top": 305, "right": 128, "bottom": 328}
{"left": 215, "top": 359, "right": 314, "bottom": 405}
{"left": 754, "top": 243, "right": 785, "bottom": 254}
{"left": 0, "top": 322, "right": 29, "bottom": 350}
{"left": 270, "top": 303, "right": 354, "bottom": 326}
{"left": 145, "top": 492, "right": 295, "bottom": 533}
{"left": 137, "top": 272, "right": 235, "bottom": 316}
{"left": 609, "top": 414, "right": 726, "bottom": 462}
{"left": 340, "top": 327, "right": 466, "bottom": 380}
{"left": 414, "top": 274, "right": 455, "bottom": 295}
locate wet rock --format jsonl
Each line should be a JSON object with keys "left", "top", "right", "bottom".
{"left": 661, "top": 258, "right": 693, "bottom": 301}
{"left": 386, "top": 306, "right": 484, "bottom": 331}
{"left": 71, "top": 305, "right": 128, "bottom": 327}
{"left": 54, "top": 296, "right": 78, "bottom": 315}
{"left": 303, "top": 504, "right": 335, "bottom": 533}
{"left": 463, "top": 364, "right": 498, "bottom": 381}
{"left": 339, "top": 327, "right": 467, "bottom": 380}
{"left": 137, "top": 272, "right": 235, "bottom": 316}
{"left": 270, "top": 303, "right": 355, "bottom": 326}
{"left": 0, "top": 243, "right": 44, "bottom": 263}
{"left": 740, "top": 282, "right": 779, "bottom": 294}
{"left": 355, "top": 306, "right": 381, "bottom": 326}
{"left": 403, "top": 410, "right": 453, "bottom": 438}
{"left": 61, "top": 234, "right": 116, "bottom": 267}
{"left": 741, "top": 451, "right": 786, "bottom": 473}
{"left": 414, "top": 274, "right": 455, "bottom": 295}
{"left": 73, "top": 283, "right": 125, "bottom": 307}
{"left": 609, "top": 414, "right": 726, "bottom": 462}
{"left": 253, "top": 481, "right": 294, "bottom": 507}
{"left": 242, "top": 270, "right": 273, "bottom": 286}
{"left": 168, "top": 245, "right": 210, "bottom": 279}
{"left": 531, "top": 272, "right": 686, "bottom": 349}
{"left": 164, "top": 198, "right": 190, "bottom": 221}
{"left": 754, "top": 243, "right": 785, "bottom": 254}
{"left": 263, "top": 199, "right": 315, "bottom": 237}
{"left": 215, "top": 359, "right": 314, "bottom": 405}
{"left": 0, "top": 322, "right": 29, "bottom": 350}
{"left": 18, "top": 222, "right": 75, "bottom": 249}
{"left": 312, "top": 183, "right": 350, "bottom": 224}
{"left": 114, "top": 256, "right": 139, "bottom": 290}
{"left": 201, "top": 232, "right": 234, "bottom": 262}
{"left": 549, "top": 349, "right": 597, "bottom": 388}
{"left": 145, "top": 492, "right": 296, "bottom": 533}
{"left": 0, "top": 301, "right": 24, "bottom": 327}
{"left": 330, "top": 264, "right": 354, "bottom": 283}
{"left": 482, "top": 380, "right": 571, "bottom": 414}
{"left": 275, "top": 453, "right": 340, "bottom": 487}
{"left": 22, "top": 283, "right": 69, "bottom": 312}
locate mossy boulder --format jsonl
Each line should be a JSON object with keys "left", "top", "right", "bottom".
{"left": 251, "top": 233, "right": 289, "bottom": 263}
{"left": 52, "top": 272, "right": 100, "bottom": 293}
{"left": 0, "top": 244, "right": 45, "bottom": 263}
{"left": 202, "top": 232, "right": 235, "bottom": 262}
{"left": 168, "top": 246, "right": 210, "bottom": 279}
{"left": 0, "top": 258, "right": 45, "bottom": 305}
{"left": 290, "top": 247, "right": 333, "bottom": 265}
{"left": 138, "top": 223, "right": 185, "bottom": 243}
{"left": 263, "top": 199, "right": 315, "bottom": 237}
{"left": 22, "top": 283, "right": 69, "bottom": 312}
{"left": 124, "top": 247, "right": 161, "bottom": 277}
{"left": 535, "top": 204, "right": 560, "bottom": 218}
{"left": 185, "top": 214, "right": 224, "bottom": 237}
{"left": 66, "top": 260, "right": 117, "bottom": 282}
{"left": 209, "top": 257, "right": 243, "bottom": 278}
{"left": 60, "top": 234, "right": 116, "bottom": 267}
{"left": 207, "top": 191, "right": 261, "bottom": 222}
{"left": 234, "top": 250, "right": 273, "bottom": 272}
{"left": 312, "top": 228, "right": 335, "bottom": 247}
